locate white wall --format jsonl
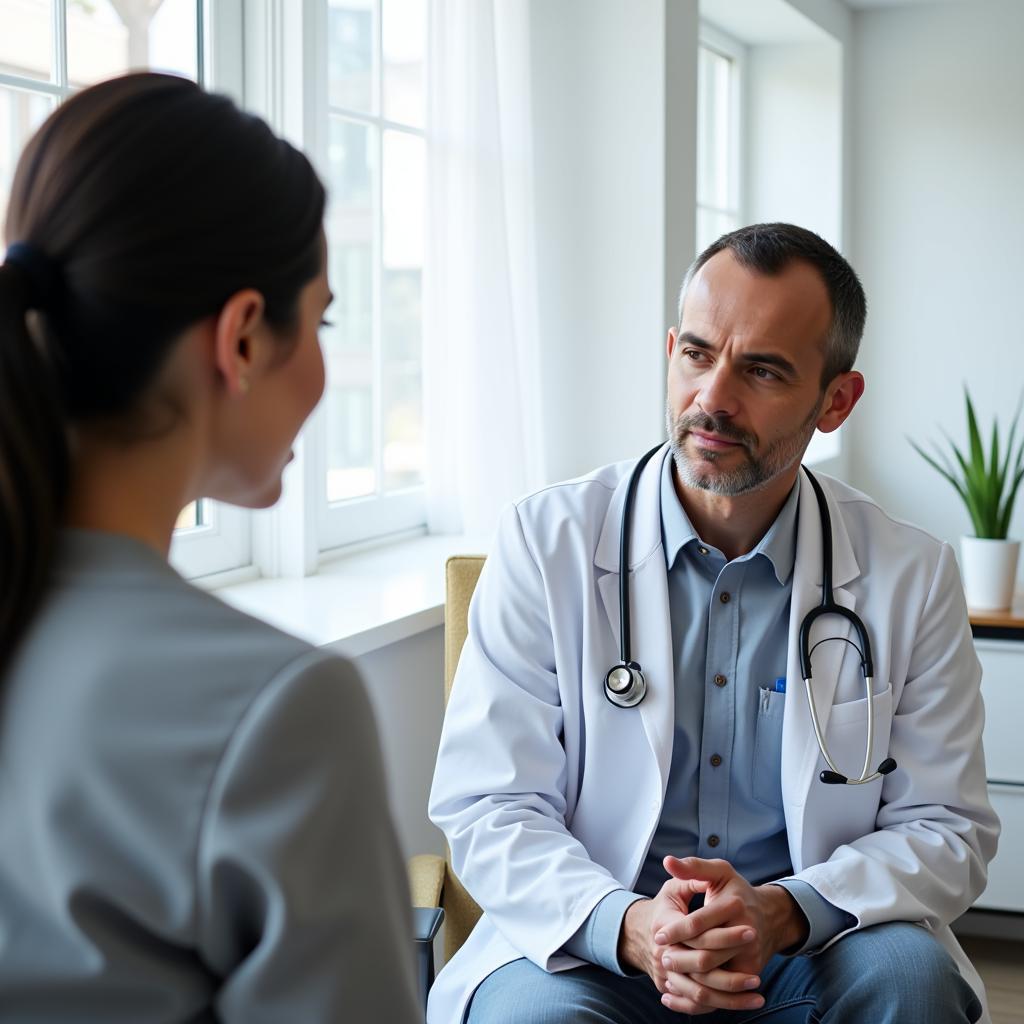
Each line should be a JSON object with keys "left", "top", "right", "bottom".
{"left": 745, "top": 41, "right": 842, "bottom": 247}
{"left": 848, "top": 0, "right": 1024, "bottom": 570}
{"left": 529, "top": 0, "right": 698, "bottom": 482}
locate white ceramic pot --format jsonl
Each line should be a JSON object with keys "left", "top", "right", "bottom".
{"left": 960, "top": 536, "right": 1021, "bottom": 611}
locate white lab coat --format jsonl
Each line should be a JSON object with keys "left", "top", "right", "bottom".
{"left": 428, "top": 445, "right": 999, "bottom": 1024}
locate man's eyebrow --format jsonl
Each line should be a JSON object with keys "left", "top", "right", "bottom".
{"left": 679, "top": 331, "right": 712, "bottom": 349}
{"left": 740, "top": 351, "right": 798, "bottom": 378}
{"left": 678, "top": 330, "right": 798, "bottom": 379}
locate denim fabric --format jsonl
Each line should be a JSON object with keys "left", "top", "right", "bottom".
{"left": 468, "top": 922, "right": 982, "bottom": 1024}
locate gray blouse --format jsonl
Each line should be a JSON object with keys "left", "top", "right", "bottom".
{"left": 0, "top": 529, "right": 419, "bottom": 1022}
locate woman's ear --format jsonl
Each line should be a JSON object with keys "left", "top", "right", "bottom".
{"left": 212, "top": 289, "right": 266, "bottom": 396}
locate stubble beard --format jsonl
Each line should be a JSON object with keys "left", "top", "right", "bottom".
{"left": 666, "top": 397, "right": 823, "bottom": 497}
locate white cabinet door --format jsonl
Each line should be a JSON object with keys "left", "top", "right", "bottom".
{"left": 975, "top": 639, "right": 1024, "bottom": 785}
{"left": 973, "top": 783, "right": 1024, "bottom": 913}
{"left": 974, "top": 641, "right": 1024, "bottom": 912}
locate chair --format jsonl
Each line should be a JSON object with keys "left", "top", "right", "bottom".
{"left": 409, "top": 555, "right": 486, "bottom": 1003}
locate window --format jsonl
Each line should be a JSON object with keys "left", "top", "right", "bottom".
{"left": 696, "top": 26, "right": 744, "bottom": 254}
{"left": 318, "top": 0, "right": 427, "bottom": 552}
{"left": 1, "top": 0, "right": 205, "bottom": 231}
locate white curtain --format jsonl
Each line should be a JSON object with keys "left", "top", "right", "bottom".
{"left": 423, "top": 0, "right": 546, "bottom": 537}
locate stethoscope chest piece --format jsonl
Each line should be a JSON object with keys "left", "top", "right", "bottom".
{"left": 605, "top": 662, "right": 647, "bottom": 708}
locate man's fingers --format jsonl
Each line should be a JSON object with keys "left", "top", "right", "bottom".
{"left": 654, "top": 895, "right": 748, "bottom": 945}
{"left": 663, "top": 855, "right": 733, "bottom": 884}
{"left": 676, "top": 923, "right": 758, "bottom": 951}
{"left": 659, "top": 944, "right": 734, "bottom": 976}
{"left": 661, "top": 974, "right": 765, "bottom": 1015}
{"left": 688, "top": 967, "right": 764, "bottom": 994}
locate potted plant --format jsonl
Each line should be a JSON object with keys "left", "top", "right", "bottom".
{"left": 910, "top": 387, "right": 1024, "bottom": 611}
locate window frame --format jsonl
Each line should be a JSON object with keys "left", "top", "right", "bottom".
{"left": 315, "top": 0, "right": 428, "bottom": 555}
{"left": 696, "top": 22, "right": 746, "bottom": 250}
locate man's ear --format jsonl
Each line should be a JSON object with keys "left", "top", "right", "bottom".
{"left": 213, "top": 289, "right": 266, "bottom": 396}
{"left": 666, "top": 327, "right": 678, "bottom": 361}
{"left": 817, "top": 371, "right": 865, "bottom": 433}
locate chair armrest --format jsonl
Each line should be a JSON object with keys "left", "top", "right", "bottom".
{"left": 413, "top": 906, "right": 445, "bottom": 944}
{"left": 408, "top": 853, "right": 446, "bottom": 908}
{"left": 412, "top": 904, "right": 445, "bottom": 1008}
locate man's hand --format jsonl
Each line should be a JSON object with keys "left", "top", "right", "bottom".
{"left": 616, "top": 869, "right": 763, "bottom": 1011}
{"left": 654, "top": 856, "right": 809, "bottom": 1015}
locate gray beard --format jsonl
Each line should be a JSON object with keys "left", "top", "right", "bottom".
{"left": 665, "top": 399, "right": 822, "bottom": 497}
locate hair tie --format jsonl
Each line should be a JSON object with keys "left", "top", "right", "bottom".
{"left": 4, "top": 241, "right": 63, "bottom": 311}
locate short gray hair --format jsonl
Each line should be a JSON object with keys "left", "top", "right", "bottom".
{"left": 677, "top": 223, "right": 867, "bottom": 386}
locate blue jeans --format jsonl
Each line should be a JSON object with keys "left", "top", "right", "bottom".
{"left": 466, "top": 922, "right": 983, "bottom": 1023}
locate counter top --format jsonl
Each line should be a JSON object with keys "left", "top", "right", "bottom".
{"left": 970, "top": 595, "right": 1024, "bottom": 640}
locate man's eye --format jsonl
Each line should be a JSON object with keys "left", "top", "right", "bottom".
{"left": 683, "top": 349, "right": 705, "bottom": 362}
{"left": 752, "top": 366, "right": 777, "bottom": 380}
{"left": 320, "top": 318, "right": 334, "bottom": 328}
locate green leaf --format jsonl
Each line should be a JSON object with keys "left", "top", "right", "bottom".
{"left": 965, "top": 388, "right": 986, "bottom": 476}
{"left": 911, "top": 441, "right": 965, "bottom": 496}
{"left": 912, "top": 387, "right": 1024, "bottom": 537}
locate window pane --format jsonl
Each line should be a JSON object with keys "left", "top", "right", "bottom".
{"left": 328, "top": 0, "right": 374, "bottom": 114}
{"left": 697, "top": 46, "right": 732, "bottom": 211}
{"left": 324, "top": 116, "right": 377, "bottom": 503}
{"left": 0, "top": 85, "right": 53, "bottom": 250}
{"left": 67, "top": 0, "right": 197, "bottom": 88}
{"left": 0, "top": 0, "right": 53, "bottom": 82}
{"left": 382, "top": 0, "right": 425, "bottom": 128}
{"left": 381, "top": 129, "right": 423, "bottom": 492}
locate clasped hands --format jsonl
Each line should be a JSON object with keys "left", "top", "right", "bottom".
{"left": 617, "top": 856, "right": 808, "bottom": 1015}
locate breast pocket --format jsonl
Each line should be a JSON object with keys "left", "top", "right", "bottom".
{"left": 752, "top": 686, "right": 786, "bottom": 808}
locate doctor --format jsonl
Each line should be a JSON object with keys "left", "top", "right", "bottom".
{"left": 429, "top": 223, "right": 999, "bottom": 1023}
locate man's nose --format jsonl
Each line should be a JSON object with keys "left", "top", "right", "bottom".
{"left": 697, "top": 363, "right": 740, "bottom": 419}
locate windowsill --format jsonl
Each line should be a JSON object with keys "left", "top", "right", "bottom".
{"left": 214, "top": 532, "right": 490, "bottom": 658}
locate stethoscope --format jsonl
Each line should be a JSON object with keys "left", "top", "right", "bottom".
{"left": 604, "top": 444, "right": 898, "bottom": 787}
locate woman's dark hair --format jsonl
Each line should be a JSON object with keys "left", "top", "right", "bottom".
{"left": 0, "top": 72, "right": 326, "bottom": 662}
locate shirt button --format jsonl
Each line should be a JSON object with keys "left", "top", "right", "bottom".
{"left": 714, "top": 673, "right": 727, "bottom": 687}
{"left": 719, "top": 592, "right": 731, "bottom": 604}
{"left": 708, "top": 834, "right": 720, "bottom": 848}
{"left": 710, "top": 753, "right": 722, "bottom": 767}
{"left": 699, "top": 546, "right": 709, "bottom": 555}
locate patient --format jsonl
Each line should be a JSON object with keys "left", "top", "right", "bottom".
{"left": 0, "top": 73, "right": 419, "bottom": 1022}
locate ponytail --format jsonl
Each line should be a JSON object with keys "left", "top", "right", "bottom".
{"left": 0, "top": 259, "right": 70, "bottom": 665}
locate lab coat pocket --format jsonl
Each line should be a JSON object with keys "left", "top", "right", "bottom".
{"left": 823, "top": 683, "right": 894, "bottom": 780}
{"left": 752, "top": 687, "right": 786, "bottom": 808}
{"left": 826, "top": 682, "right": 894, "bottom": 728}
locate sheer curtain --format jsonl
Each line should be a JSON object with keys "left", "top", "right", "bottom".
{"left": 423, "top": 0, "right": 546, "bottom": 537}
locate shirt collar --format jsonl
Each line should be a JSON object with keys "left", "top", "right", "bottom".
{"left": 660, "top": 453, "right": 801, "bottom": 586}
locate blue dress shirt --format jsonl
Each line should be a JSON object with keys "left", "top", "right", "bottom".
{"left": 564, "top": 455, "right": 855, "bottom": 973}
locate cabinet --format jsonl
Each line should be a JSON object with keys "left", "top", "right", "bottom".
{"left": 971, "top": 614, "right": 1024, "bottom": 913}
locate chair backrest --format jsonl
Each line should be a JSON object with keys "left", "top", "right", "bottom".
{"left": 444, "top": 555, "right": 485, "bottom": 701}
{"left": 441, "top": 555, "right": 486, "bottom": 962}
